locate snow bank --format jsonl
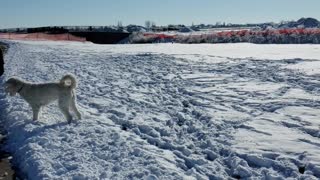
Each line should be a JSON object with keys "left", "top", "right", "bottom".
{"left": 1, "top": 40, "right": 320, "bottom": 179}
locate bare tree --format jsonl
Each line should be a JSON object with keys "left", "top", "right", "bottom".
{"left": 145, "top": 20, "right": 151, "bottom": 31}
{"left": 117, "top": 21, "right": 123, "bottom": 28}
{"left": 151, "top": 21, "right": 156, "bottom": 27}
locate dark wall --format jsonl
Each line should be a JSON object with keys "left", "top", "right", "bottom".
{"left": 0, "top": 48, "right": 4, "bottom": 76}
{"left": 0, "top": 42, "right": 9, "bottom": 76}
{"left": 70, "top": 32, "right": 130, "bottom": 44}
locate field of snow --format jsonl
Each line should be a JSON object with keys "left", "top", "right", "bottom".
{"left": 1, "top": 40, "right": 320, "bottom": 179}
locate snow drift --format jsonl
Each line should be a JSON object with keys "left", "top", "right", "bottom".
{"left": 1, "top": 40, "right": 320, "bottom": 179}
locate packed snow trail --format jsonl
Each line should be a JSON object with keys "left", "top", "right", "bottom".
{"left": 1, "top": 41, "right": 320, "bottom": 179}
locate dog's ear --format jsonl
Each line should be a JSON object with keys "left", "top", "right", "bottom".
{"left": 4, "top": 78, "right": 20, "bottom": 96}
{"left": 4, "top": 83, "right": 17, "bottom": 96}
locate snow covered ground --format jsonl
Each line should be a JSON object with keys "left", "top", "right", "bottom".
{"left": 1, "top": 40, "right": 320, "bottom": 179}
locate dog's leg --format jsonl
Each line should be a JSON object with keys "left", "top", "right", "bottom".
{"left": 59, "top": 105, "right": 72, "bottom": 123}
{"left": 32, "top": 105, "right": 40, "bottom": 121}
{"left": 59, "top": 98, "right": 73, "bottom": 123}
{"left": 71, "top": 92, "right": 82, "bottom": 120}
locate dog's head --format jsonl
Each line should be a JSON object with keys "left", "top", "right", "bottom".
{"left": 4, "top": 77, "right": 24, "bottom": 96}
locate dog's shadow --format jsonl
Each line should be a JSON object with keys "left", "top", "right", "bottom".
{"left": 22, "top": 120, "right": 80, "bottom": 139}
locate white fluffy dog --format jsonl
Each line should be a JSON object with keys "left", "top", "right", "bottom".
{"left": 4, "top": 74, "right": 82, "bottom": 123}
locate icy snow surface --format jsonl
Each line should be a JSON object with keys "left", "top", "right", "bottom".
{"left": 1, "top": 41, "right": 320, "bottom": 179}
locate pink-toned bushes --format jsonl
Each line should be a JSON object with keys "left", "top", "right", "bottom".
{"left": 126, "top": 32, "right": 175, "bottom": 43}
{"left": 129, "top": 28, "right": 320, "bottom": 44}
{"left": 175, "top": 28, "right": 320, "bottom": 44}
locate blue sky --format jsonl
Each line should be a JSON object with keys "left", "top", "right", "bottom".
{"left": 0, "top": 0, "right": 319, "bottom": 28}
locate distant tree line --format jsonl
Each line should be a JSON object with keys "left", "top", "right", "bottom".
{"left": 1, "top": 18, "right": 319, "bottom": 34}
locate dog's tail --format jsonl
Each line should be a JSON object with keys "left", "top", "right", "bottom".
{"left": 60, "top": 74, "right": 77, "bottom": 89}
